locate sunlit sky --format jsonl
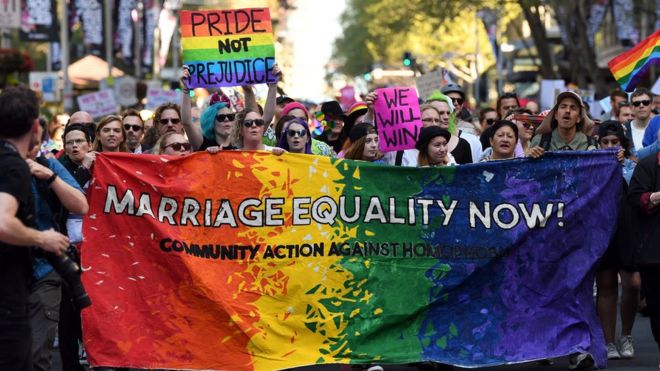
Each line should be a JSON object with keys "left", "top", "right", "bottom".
{"left": 286, "top": 0, "right": 346, "bottom": 102}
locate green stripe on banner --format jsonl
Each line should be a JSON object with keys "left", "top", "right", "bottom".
{"left": 183, "top": 45, "right": 275, "bottom": 63}
{"left": 614, "top": 47, "right": 660, "bottom": 85}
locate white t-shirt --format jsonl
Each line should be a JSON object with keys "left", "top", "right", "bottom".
{"left": 458, "top": 130, "right": 483, "bottom": 164}
{"left": 631, "top": 124, "right": 646, "bottom": 151}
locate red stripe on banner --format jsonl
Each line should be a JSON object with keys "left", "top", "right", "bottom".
{"left": 608, "top": 29, "right": 660, "bottom": 72}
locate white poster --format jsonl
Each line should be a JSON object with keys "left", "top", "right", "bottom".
{"left": 77, "top": 89, "right": 117, "bottom": 118}
{"left": 0, "top": 0, "right": 20, "bottom": 28}
{"left": 540, "top": 80, "right": 566, "bottom": 110}
{"left": 415, "top": 70, "right": 444, "bottom": 101}
{"left": 146, "top": 86, "right": 180, "bottom": 110}
{"left": 114, "top": 76, "right": 138, "bottom": 107}
{"left": 29, "top": 72, "right": 60, "bottom": 102}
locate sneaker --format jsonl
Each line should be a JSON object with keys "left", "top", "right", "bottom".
{"left": 619, "top": 335, "right": 634, "bottom": 359}
{"left": 568, "top": 352, "right": 594, "bottom": 370}
{"left": 606, "top": 343, "right": 620, "bottom": 359}
{"left": 366, "top": 366, "right": 384, "bottom": 371}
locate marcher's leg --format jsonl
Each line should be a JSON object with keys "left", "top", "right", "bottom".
{"left": 58, "top": 285, "right": 84, "bottom": 371}
{"left": 596, "top": 269, "right": 618, "bottom": 344}
{"left": 618, "top": 270, "right": 640, "bottom": 359}
{"left": 30, "top": 271, "right": 62, "bottom": 371}
{"left": 639, "top": 268, "right": 660, "bottom": 351}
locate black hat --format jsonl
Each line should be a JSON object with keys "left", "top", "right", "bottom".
{"left": 349, "top": 122, "right": 374, "bottom": 143}
{"left": 415, "top": 126, "right": 451, "bottom": 151}
{"left": 321, "top": 101, "right": 346, "bottom": 120}
{"left": 276, "top": 96, "right": 294, "bottom": 106}
{"left": 597, "top": 120, "right": 625, "bottom": 139}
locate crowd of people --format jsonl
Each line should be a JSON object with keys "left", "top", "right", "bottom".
{"left": 1, "top": 64, "right": 660, "bottom": 371}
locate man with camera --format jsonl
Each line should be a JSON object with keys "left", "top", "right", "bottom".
{"left": 27, "top": 118, "right": 89, "bottom": 371}
{"left": 0, "top": 87, "right": 69, "bottom": 370}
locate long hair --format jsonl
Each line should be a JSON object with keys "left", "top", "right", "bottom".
{"left": 344, "top": 126, "right": 378, "bottom": 161}
{"left": 277, "top": 117, "right": 312, "bottom": 154}
{"left": 154, "top": 102, "right": 181, "bottom": 129}
{"left": 230, "top": 110, "right": 263, "bottom": 148}
{"left": 418, "top": 148, "right": 449, "bottom": 167}
{"left": 92, "top": 115, "right": 128, "bottom": 152}
{"left": 200, "top": 102, "right": 230, "bottom": 140}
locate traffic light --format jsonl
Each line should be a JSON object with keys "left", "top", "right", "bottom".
{"left": 402, "top": 51, "right": 412, "bottom": 67}
{"left": 363, "top": 72, "right": 372, "bottom": 81}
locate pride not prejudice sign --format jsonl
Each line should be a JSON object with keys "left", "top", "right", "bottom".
{"left": 180, "top": 8, "right": 277, "bottom": 88}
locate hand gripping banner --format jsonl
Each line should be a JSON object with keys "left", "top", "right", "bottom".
{"left": 81, "top": 151, "right": 621, "bottom": 370}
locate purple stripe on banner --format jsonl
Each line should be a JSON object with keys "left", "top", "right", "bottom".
{"left": 186, "top": 57, "right": 277, "bottom": 88}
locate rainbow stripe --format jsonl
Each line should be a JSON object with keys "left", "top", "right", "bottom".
{"left": 82, "top": 151, "right": 620, "bottom": 370}
{"left": 180, "top": 8, "right": 276, "bottom": 88}
{"left": 608, "top": 29, "right": 660, "bottom": 92}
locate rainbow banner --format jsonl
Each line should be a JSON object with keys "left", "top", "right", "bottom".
{"left": 81, "top": 151, "right": 621, "bottom": 370}
{"left": 180, "top": 8, "right": 276, "bottom": 88}
{"left": 608, "top": 29, "right": 660, "bottom": 92}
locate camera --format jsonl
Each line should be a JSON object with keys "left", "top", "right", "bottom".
{"left": 44, "top": 247, "right": 92, "bottom": 309}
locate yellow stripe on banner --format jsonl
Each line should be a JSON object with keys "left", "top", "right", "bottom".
{"left": 182, "top": 33, "right": 274, "bottom": 50}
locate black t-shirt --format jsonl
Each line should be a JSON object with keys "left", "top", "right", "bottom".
{"left": 198, "top": 137, "right": 237, "bottom": 151}
{"left": 0, "top": 141, "right": 34, "bottom": 314}
{"left": 452, "top": 137, "right": 473, "bottom": 164}
{"left": 480, "top": 126, "right": 495, "bottom": 150}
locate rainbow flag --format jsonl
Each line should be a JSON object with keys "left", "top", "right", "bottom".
{"left": 180, "top": 8, "right": 276, "bottom": 88}
{"left": 82, "top": 151, "right": 620, "bottom": 370}
{"left": 608, "top": 29, "right": 660, "bottom": 92}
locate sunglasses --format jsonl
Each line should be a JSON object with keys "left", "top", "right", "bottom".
{"left": 216, "top": 113, "right": 236, "bottom": 122}
{"left": 521, "top": 122, "right": 534, "bottom": 130}
{"left": 164, "top": 142, "right": 191, "bottom": 151}
{"left": 243, "top": 119, "right": 265, "bottom": 128}
{"left": 485, "top": 118, "right": 496, "bottom": 126}
{"left": 159, "top": 118, "right": 181, "bottom": 125}
{"left": 632, "top": 100, "right": 651, "bottom": 107}
{"left": 287, "top": 129, "right": 307, "bottom": 138}
{"left": 123, "top": 124, "right": 142, "bottom": 132}
{"left": 451, "top": 97, "right": 464, "bottom": 105}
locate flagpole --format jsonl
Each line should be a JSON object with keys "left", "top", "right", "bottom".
{"left": 61, "top": 0, "right": 72, "bottom": 112}
{"left": 104, "top": 0, "right": 113, "bottom": 83}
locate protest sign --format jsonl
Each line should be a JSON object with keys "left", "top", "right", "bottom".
{"left": 20, "top": 0, "right": 58, "bottom": 42}
{"left": 77, "top": 89, "right": 117, "bottom": 118}
{"left": 0, "top": 0, "right": 20, "bottom": 28}
{"left": 145, "top": 86, "right": 181, "bottom": 110}
{"left": 373, "top": 87, "right": 423, "bottom": 152}
{"left": 29, "top": 72, "right": 60, "bottom": 102}
{"left": 82, "top": 151, "right": 619, "bottom": 370}
{"left": 415, "top": 70, "right": 444, "bottom": 101}
{"left": 540, "top": 79, "right": 566, "bottom": 110}
{"left": 180, "top": 8, "right": 276, "bottom": 88}
{"left": 113, "top": 76, "right": 138, "bottom": 107}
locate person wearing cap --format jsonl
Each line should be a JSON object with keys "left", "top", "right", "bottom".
{"left": 276, "top": 102, "right": 333, "bottom": 157}
{"left": 594, "top": 120, "right": 639, "bottom": 361}
{"left": 441, "top": 83, "right": 478, "bottom": 135}
{"left": 343, "top": 123, "right": 381, "bottom": 162}
{"left": 627, "top": 134, "right": 660, "bottom": 367}
{"left": 315, "top": 101, "right": 348, "bottom": 154}
{"left": 480, "top": 120, "right": 518, "bottom": 162}
{"left": 415, "top": 126, "right": 456, "bottom": 167}
{"left": 526, "top": 91, "right": 597, "bottom": 158}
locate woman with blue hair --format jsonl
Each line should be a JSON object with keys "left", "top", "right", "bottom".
{"left": 276, "top": 116, "right": 313, "bottom": 154}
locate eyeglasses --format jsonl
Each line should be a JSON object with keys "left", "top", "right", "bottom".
{"left": 632, "top": 100, "right": 651, "bottom": 107}
{"left": 159, "top": 118, "right": 181, "bottom": 125}
{"left": 164, "top": 142, "right": 191, "bottom": 151}
{"left": 243, "top": 119, "right": 265, "bottom": 128}
{"left": 216, "top": 113, "right": 236, "bottom": 122}
{"left": 451, "top": 97, "right": 464, "bottom": 105}
{"left": 287, "top": 129, "right": 307, "bottom": 138}
{"left": 123, "top": 124, "right": 143, "bottom": 132}
{"left": 64, "top": 138, "right": 87, "bottom": 147}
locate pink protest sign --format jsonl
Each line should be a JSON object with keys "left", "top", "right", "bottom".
{"left": 373, "top": 87, "right": 423, "bottom": 152}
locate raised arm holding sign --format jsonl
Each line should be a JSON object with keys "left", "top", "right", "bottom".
{"left": 180, "top": 8, "right": 277, "bottom": 88}
{"left": 373, "top": 87, "right": 423, "bottom": 152}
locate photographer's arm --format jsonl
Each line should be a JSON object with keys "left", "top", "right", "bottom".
{"left": 27, "top": 159, "right": 88, "bottom": 215}
{"left": 0, "top": 193, "right": 68, "bottom": 255}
